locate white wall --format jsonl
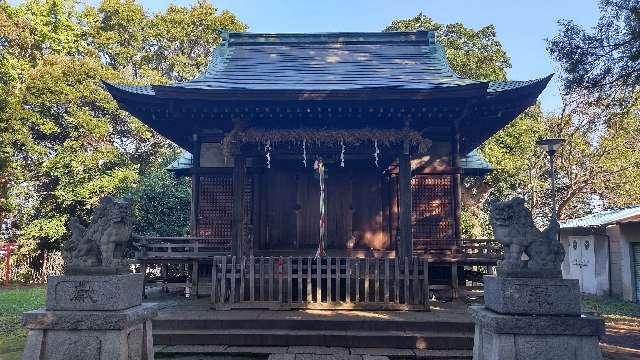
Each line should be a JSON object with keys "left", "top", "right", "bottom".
{"left": 618, "top": 222, "right": 640, "bottom": 302}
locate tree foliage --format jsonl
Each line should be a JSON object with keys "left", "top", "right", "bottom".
{"left": 0, "top": 0, "right": 246, "bottom": 256}
{"left": 548, "top": 0, "right": 640, "bottom": 105}
{"left": 125, "top": 166, "right": 191, "bottom": 237}
{"left": 547, "top": 0, "right": 640, "bottom": 217}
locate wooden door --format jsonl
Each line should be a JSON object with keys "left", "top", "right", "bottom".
{"left": 350, "top": 168, "right": 388, "bottom": 250}
{"left": 197, "top": 174, "right": 253, "bottom": 245}
{"left": 264, "top": 169, "right": 298, "bottom": 249}
{"left": 633, "top": 243, "right": 640, "bottom": 302}
{"left": 261, "top": 166, "right": 390, "bottom": 251}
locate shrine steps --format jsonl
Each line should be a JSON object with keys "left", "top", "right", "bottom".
{"left": 154, "top": 345, "right": 473, "bottom": 359}
{"left": 152, "top": 308, "right": 474, "bottom": 359}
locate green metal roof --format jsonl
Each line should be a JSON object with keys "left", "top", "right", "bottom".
{"left": 560, "top": 206, "right": 640, "bottom": 229}
{"left": 167, "top": 150, "right": 193, "bottom": 171}
{"left": 459, "top": 149, "right": 492, "bottom": 175}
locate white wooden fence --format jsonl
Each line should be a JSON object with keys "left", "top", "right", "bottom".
{"left": 211, "top": 256, "right": 429, "bottom": 310}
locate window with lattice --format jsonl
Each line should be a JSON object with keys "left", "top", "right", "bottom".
{"left": 411, "top": 175, "right": 454, "bottom": 241}
{"left": 197, "top": 175, "right": 253, "bottom": 241}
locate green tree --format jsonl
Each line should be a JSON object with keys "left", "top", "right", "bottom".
{"left": 548, "top": 0, "right": 640, "bottom": 106}
{"left": 548, "top": 0, "right": 640, "bottom": 215}
{"left": 125, "top": 166, "right": 191, "bottom": 237}
{"left": 0, "top": 0, "right": 246, "bottom": 258}
{"left": 143, "top": 0, "right": 247, "bottom": 81}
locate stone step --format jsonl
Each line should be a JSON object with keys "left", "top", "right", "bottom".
{"left": 153, "top": 318, "right": 475, "bottom": 333}
{"left": 153, "top": 329, "right": 474, "bottom": 350}
{"left": 154, "top": 345, "right": 473, "bottom": 359}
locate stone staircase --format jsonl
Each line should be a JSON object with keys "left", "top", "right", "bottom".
{"left": 152, "top": 308, "right": 474, "bottom": 359}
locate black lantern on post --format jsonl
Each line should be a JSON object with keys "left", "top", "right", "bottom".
{"left": 536, "top": 138, "right": 565, "bottom": 222}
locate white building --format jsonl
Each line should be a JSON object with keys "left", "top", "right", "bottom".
{"left": 560, "top": 206, "right": 640, "bottom": 302}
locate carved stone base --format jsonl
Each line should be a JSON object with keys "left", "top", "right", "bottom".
{"left": 22, "top": 303, "right": 158, "bottom": 360}
{"left": 470, "top": 306, "right": 604, "bottom": 360}
{"left": 484, "top": 275, "right": 581, "bottom": 316}
{"left": 46, "top": 273, "right": 143, "bottom": 311}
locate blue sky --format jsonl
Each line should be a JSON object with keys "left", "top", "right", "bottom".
{"left": 16, "top": 0, "right": 603, "bottom": 113}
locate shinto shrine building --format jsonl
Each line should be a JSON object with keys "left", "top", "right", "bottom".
{"left": 105, "top": 31, "right": 550, "bottom": 309}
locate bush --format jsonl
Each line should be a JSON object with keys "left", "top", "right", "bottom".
{"left": 124, "top": 167, "right": 191, "bottom": 237}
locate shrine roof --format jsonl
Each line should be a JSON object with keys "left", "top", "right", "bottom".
{"left": 170, "top": 31, "right": 473, "bottom": 91}
{"left": 103, "top": 31, "right": 552, "bottom": 153}
{"left": 105, "top": 31, "right": 549, "bottom": 98}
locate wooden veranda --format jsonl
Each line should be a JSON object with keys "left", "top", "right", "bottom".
{"left": 136, "top": 236, "right": 502, "bottom": 307}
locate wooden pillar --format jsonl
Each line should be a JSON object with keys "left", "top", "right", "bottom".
{"left": 252, "top": 171, "right": 262, "bottom": 255}
{"left": 451, "top": 262, "right": 459, "bottom": 299}
{"left": 190, "top": 134, "right": 201, "bottom": 236}
{"left": 398, "top": 142, "right": 412, "bottom": 258}
{"left": 232, "top": 155, "right": 246, "bottom": 257}
{"left": 192, "top": 259, "right": 199, "bottom": 297}
{"left": 140, "top": 260, "right": 147, "bottom": 299}
{"left": 295, "top": 173, "right": 302, "bottom": 249}
{"left": 451, "top": 125, "right": 462, "bottom": 241}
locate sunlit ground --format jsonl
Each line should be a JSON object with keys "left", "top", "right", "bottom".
{"left": 582, "top": 296, "right": 640, "bottom": 360}
{"left": 304, "top": 309, "right": 391, "bottom": 319}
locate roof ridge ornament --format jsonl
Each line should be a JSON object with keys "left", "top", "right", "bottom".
{"left": 426, "top": 30, "right": 436, "bottom": 45}
{"left": 198, "top": 31, "right": 232, "bottom": 80}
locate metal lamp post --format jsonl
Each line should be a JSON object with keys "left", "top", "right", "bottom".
{"left": 536, "top": 138, "right": 565, "bottom": 221}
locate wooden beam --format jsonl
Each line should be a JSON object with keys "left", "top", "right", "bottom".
{"left": 232, "top": 155, "right": 246, "bottom": 257}
{"left": 451, "top": 125, "right": 462, "bottom": 240}
{"left": 191, "top": 134, "right": 201, "bottom": 236}
{"left": 398, "top": 142, "right": 412, "bottom": 258}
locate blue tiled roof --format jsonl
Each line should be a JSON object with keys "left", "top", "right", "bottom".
{"left": 560, "top": 206, "right": 640, "bottom": 228}
{"left": 109, "top": 31, "right": 544, "bottom": 94}
{"left": 169, "top": 31, "right": 480, "bottom": 91}
{"left": 104, "top": 82, "right": 155, "bottom": 95}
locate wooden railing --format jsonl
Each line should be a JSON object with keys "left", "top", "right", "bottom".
{"left": 459, "top": 239, "right": 503, "bottom": 258}
{"left": 413, "top": 238, "right": 502, "bottom": 259}
{"left": 135, "top": 236, "right": 230, "bottom": 259}
{"left": 135, "top": 236, "right": 502, "bottom": 261}
{"left": 211, "top": 256, "right": 429, "bottom": 311}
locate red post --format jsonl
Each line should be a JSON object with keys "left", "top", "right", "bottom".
{"left": 0, "top": 243, "right": 16, "bottom": 286}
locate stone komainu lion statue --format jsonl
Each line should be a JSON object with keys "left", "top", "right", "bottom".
{"left": 63, "top": 196, "right": 132, "bottom": 274}
{"left": 489, "top": 197, "right": 564, "bottom": 278}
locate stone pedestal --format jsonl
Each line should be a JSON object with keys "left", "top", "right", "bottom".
{"left": 483, "top": 276, "right": 581, "bottom": 315}
{"left": 22, "top": 273, "right": 158, "bottom": 360}
{"left": 471, "top": 276, "right": 605, "bottom": 360}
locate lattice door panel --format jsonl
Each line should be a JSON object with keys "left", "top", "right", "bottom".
{"left": 197, "top": 175, "right": 253, "bottom": 241}
{"left": 411, "top": 175, "right": 454, "bottom": 241}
